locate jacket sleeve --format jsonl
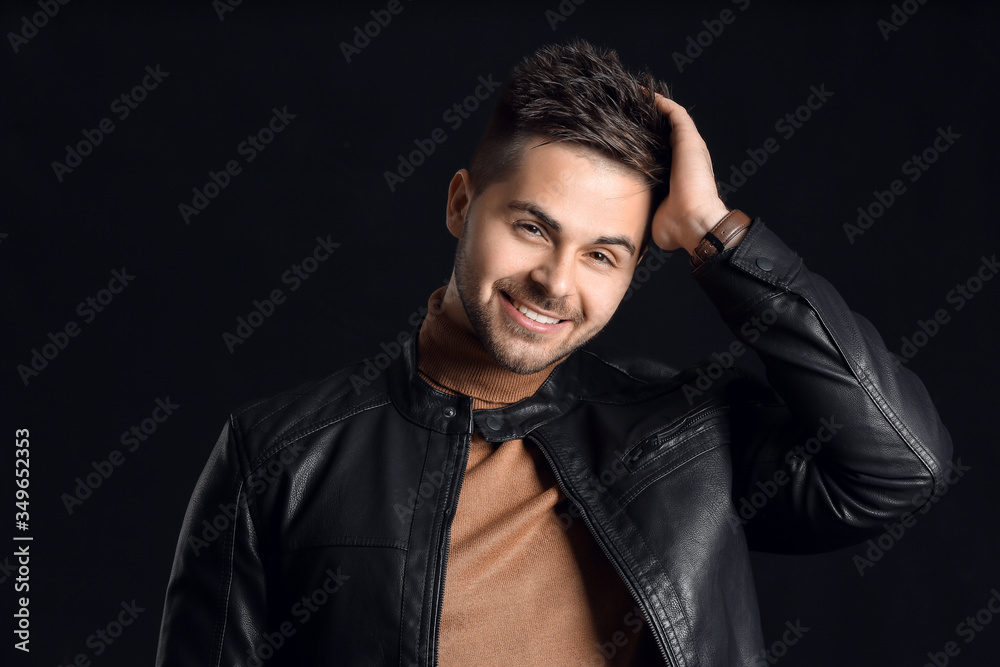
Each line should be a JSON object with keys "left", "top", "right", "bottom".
{"left": 155, "top": 416, "right": 270, "bottom": 666}
{"left": 691, "top": 217, "right": 954, "bottom": 553}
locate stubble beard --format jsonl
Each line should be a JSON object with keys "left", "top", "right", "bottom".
{"left": 452, "top": 218, "right": 606, "bottom": 375}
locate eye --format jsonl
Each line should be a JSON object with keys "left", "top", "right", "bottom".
{"left": 515, "top": 221, "right": 616, "bottom": 267}
{"left": 517, "top": 222, "right": 545, "bottom": 237}
{"left": 590, "top": 251, "right": 615, "bottom": 266}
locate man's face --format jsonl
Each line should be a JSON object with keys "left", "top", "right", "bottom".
{"left": 441, "top": 135, "right": 652, "bottom": 374}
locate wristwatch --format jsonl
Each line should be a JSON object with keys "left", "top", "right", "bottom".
{"left": 689, "top": 209, "right": 752, "bottom": 269}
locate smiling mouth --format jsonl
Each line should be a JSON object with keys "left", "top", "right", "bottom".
{"left": 502, "top": 291, "right": 565, "bottom": 325}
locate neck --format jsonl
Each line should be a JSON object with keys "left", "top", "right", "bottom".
{"left": 416, "top": 285, "right": 566, "bottom": 406}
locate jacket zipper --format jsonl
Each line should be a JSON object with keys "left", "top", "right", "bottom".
{"left": 656, "top": 403, "right": 728, "bottom": 442}
{"left": 527, "top": 431, "right": 679, "bottom": 667}
{"left": 429, "top": 432, "right": 471, "bottom": 666}
{"left": 624, "top": 404, "right": 730, "bottom": 468}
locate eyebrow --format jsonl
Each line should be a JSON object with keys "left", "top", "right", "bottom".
{"left": 508, "top": 200, "right": 637, "bottom": 258}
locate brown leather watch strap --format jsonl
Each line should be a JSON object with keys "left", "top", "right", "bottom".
{"left": 689, "top": 209, "right": 753, "bottom": 269}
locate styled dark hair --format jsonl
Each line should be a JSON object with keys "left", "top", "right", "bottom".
{"left": 468, "top": 37, "right": 673, "bottom": 252}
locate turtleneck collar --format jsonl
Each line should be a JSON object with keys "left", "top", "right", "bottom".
{"left": 416, "top": 285, "right": 568, "bottom": 407}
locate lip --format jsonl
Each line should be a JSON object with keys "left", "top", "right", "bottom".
{"left": 500, "top": 291, "right": 571, "bottom": 334}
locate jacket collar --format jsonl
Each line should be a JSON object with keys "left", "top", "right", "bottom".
{"left": 386, "top": 316, "right": 583, "bottom": 440}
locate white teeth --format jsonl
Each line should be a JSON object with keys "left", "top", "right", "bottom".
{"left": 514, "top": 298, "right": 560, "bottom": 324}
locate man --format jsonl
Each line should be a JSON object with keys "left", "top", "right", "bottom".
{"left": 155, "top": 38, "right": 953, "bottom": 666}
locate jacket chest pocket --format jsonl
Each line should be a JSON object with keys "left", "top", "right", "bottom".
{"left": 620, "top": 403, "right": 730, "bottom": 475}
{"left": 614, "top": 404, "right": 731, "bottom": 506}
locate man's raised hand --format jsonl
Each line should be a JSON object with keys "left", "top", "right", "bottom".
{"left": 646, "top": 92, "right": 738, "bottom": 254}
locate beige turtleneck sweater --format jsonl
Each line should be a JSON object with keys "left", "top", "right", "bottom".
{"left": 416, "top": 286, "right": 657, "bottom": 666}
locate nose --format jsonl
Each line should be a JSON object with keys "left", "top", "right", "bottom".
{"left": 529, "top": 247, "right": 576, "bottom": 300}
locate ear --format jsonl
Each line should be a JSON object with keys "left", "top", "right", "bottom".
{"left": 446, "top": 169, "right": 474, "bottom": 239}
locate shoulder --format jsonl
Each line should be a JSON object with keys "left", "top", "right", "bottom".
{"left": 226, "top": 356, "right": 391, "bottom": 462}
{"left": 577, "top": 341, "right": 679, "bottom": 385}
{"left": 576, "top": 341, "right": 776, "bottom": 407}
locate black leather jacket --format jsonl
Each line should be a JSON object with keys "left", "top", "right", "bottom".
{"left": 155, "top": 219, "right": 953, "bottom": 666}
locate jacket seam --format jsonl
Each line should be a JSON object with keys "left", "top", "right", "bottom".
{"left": 579, "top": 348, "right": 654, "bottom": 384}
{"left": 550, "top": 436, "right": 691, "bottom": 666}
{"left": 782, "top": 284, "right": 943, "bottom": 487}
{"left": 621, "top": 441, "right": 727, "bottom": 507}
{"left": 248, "top": 394, "right": 390, "bottom": 470}
{"left": 423, "top": 430, "right": 460, "bottom": 664}
{"left": 853, "top": 363, "right": 942, "bottom": 482}
{"left": 625, "top": 398, "right": 731, "bottom": 458}
{"left": 722, "top": 282, "right": 942, "bottom": 495}
{"left": 614, "top": 507, "right": 691, "bottom": 666}
{"left": 247, "top": 384, "right": 385, "bottom": 457}
{"left": 214, "top": 477, "right": 243, "bottom": 667}
{"left": 212, "top": 413, "right": 252, "bottom": 667}
{"left": 280, "top": 536, "right": 407, "bottom": 552}
{"left": 715, "top": 225, "right": 941, "bottom": 489}
{"left": 240, "top": 366, "right": 364, "bottom": 431}
{"left": 238, "top": 366, "right": 356, "bottom": 427}
{"left": 398, "top": 427, "right": 434, "bottom": 667}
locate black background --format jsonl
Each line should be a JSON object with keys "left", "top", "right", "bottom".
{"left": 2, "top": 1, "right": 999, "bottom": 665}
